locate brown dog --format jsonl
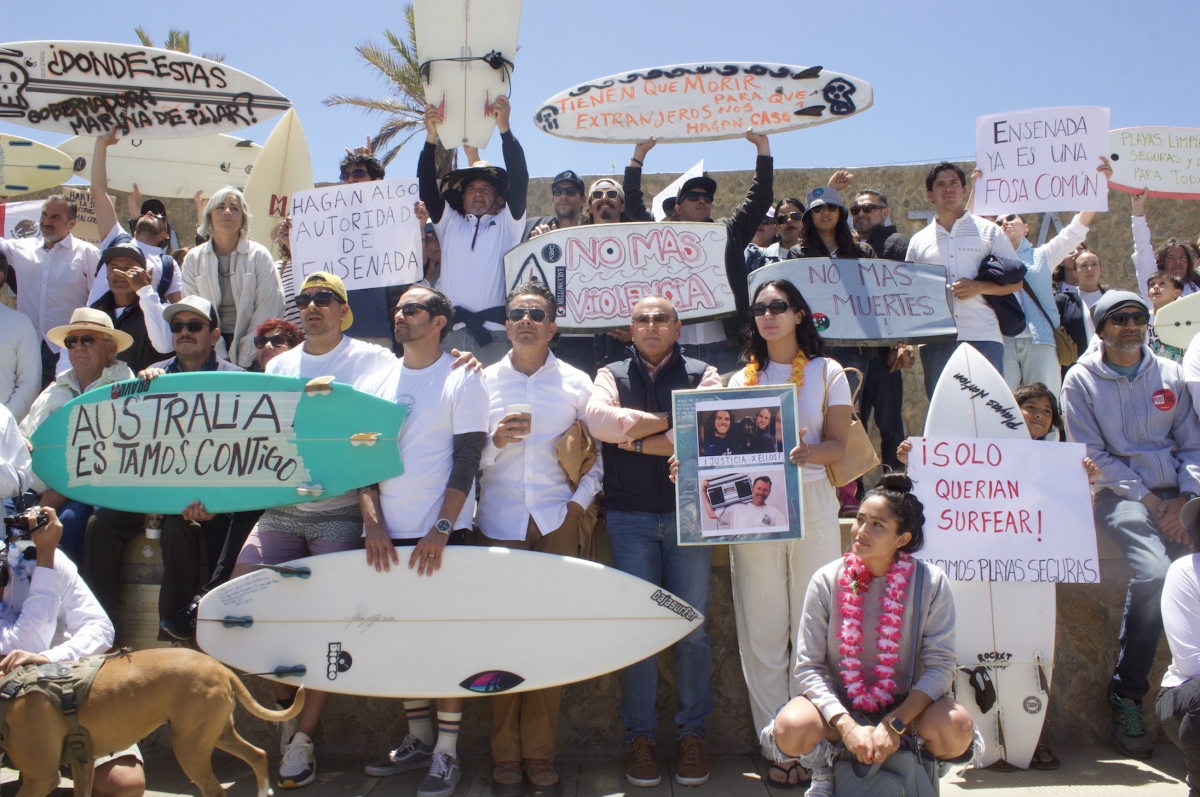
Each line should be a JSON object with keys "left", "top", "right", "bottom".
{"left": 2, "top": 648, "right": 304, "bottom": 797}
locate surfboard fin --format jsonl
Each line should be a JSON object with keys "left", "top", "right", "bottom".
{"left": 794, "top": 105, "right": 826, "bottom": 117}
{"left": 296, "top": 483, "right": 325, "bottom": 497}
{"left": 272, "top": 666, "right": 306, "bottom": 679}
{"left": 1035, "top": 652, "right": 1050, "bottom": 694}
{"left": 262, "top": 564, "right": 312, "bottom": 579}
{"left": 304, "top": 376, "right": 335, "bottom": 396}
{"left": 350, "top": 433, "right": 381, "bottom": 447}
{"left": 221, "top": 616, "right": 253, "bottom": 628}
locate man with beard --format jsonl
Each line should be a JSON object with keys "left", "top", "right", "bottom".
{"left": 525, "top": 171, "right": 586, "bottom": 239}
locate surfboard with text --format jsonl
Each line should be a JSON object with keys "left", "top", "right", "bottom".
{"left": 28, "top": 372, "right": 405, "bottom": 514}
{"left": 0, "top": 133, "right": 72, "bottom": 195}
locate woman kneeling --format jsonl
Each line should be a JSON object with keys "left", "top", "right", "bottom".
{"left": 766, "top": 473, "right": 979, "bottom": 794}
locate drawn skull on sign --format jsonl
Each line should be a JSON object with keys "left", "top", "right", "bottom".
{"left": 0, "top": 59, "right": 30, "bottom": 113}
{"left": 821, "top": 78, "right": 857, "bottom": 116}
{"left": 535, "top": 105, "right": 560, "bottom": 132}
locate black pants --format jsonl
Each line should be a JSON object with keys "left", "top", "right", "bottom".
{"left": 1158, "top": 678, "right": 1200, "bottom": 793}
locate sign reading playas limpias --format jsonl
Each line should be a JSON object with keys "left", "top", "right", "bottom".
{"left": 289, "top": 179, "right": 424, "bottom": 293}
{"left": 909, "top": 437, "right": 1099, "bottom": 583}
{"left": 748, "top": 259, "right": 956, "bottom": 345}
{"left": 503, "top": 223, "right": 734, "bottom": 332}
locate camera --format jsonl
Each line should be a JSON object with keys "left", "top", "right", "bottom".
{"left": 4, "top": 510, "right": 48, "bottom": 551}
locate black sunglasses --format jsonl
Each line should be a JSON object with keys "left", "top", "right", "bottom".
{"left": 682, "top": 191, "right": 714, "bottom": 203}
{"left": 170, "top": 320, "right": 212, "bottom": 334}
{"left": 775, "top": 211, "right": 804, "bottom": 224}
{"left": 63, "top": 335, "right": 99, "bottom": 349}
{"left": 997, "top": 214, "right": 1022, "bottom": 224}
{"left": 750, "top": 300, "right": 797, "bottom": 317}
{"left": 391, "top": 302, "right": 431, "bottom": 318}
{"left": 343, "top": 168, "right": 369, "bottom": 180}
{"left": 850, "top": 203, "right": 884, "bottom": 215}
{"left": 254, "top": 334, "right": 288, "bottom": 349}
{"left": 507, "top": 307, "right": 548, "bottom": 323}
{"left": 1106, "top": 312, "right": 1150, "bottom": 327}
{"left": 552, "top": 186, "right": 581, "bottom": 197}
{"left": 294, "top": 290, "right": 341, "bottom": 309}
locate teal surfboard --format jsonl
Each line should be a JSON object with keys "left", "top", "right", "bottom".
{"left": 29, "top": 372, "right": 405, "bottom": 514}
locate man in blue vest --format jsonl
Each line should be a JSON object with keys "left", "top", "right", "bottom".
{"left": 585, "top": 295, "right": 720, "bottom": 789}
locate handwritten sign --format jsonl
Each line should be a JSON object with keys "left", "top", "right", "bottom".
{"left": 909, "top": 437, "right": 1099, "bottom": 583}
{"left": 534, "top": 63, "right": 873, "bottom": 144}
{"left": 0, "top": 40, "right": 290, "bottom": 138}
{"left": 503, "top": 222, "right": 733, "bottom": 332}
{"left": 289, "top": 179, "right": 423, "bottom": 293}
{"left": 974, "top": 106, "right": 1109, "bottom": 215}
{"left": 1108, "top": 126, "right": 1200, "bottom": 199}
{"left": 0, "top": 186, "right": 107, "bottom": 246}
{"left": 652, "top": 160, "right": 703, "bottom": 220}
{"left": 748, "top": 259, "right": 957, "bottom": 345}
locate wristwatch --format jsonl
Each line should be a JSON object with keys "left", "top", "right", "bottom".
{"left": 883, "top": 713, "right": 906, "bottom": 736}
{"left": 634, "top": 439, "right": 643, "bottom": 455}
{"left": 435, "top": 518, "right": 453, "bottom": 536}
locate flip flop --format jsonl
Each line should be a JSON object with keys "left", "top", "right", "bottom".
{"left": 766, "top": 762, "right": 808, "bottom": 790}
{"left": 1030, "top": 744, "right": 1061, "bottom": 770}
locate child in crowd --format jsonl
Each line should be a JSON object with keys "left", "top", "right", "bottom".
{"left": 1147, "top": 270, "right": 1185, "bottom": 363}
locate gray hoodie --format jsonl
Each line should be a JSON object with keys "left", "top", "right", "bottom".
{"left": 1061, "top": 342, "right": 1200, "bottom": 500}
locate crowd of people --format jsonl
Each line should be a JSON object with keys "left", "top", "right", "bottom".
{"left": 0, "top": 98, "right": 1199, "bottom": 797}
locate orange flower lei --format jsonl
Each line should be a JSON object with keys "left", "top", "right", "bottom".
{"left": 742, "top": 350, "right": 809, "bottom": 389}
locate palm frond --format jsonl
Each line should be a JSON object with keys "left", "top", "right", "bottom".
{"left": 134, "top": 27, "right": 154, "bottom": 48}
{"left": 201, "top": 51, "right": 226, "bottom": 63}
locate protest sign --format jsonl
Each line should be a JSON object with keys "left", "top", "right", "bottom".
{"left": 289, "top": 178, "right": 423, "bottom": 293}
{"left": 974, "top": 106, "right": 1109, "bottom": 216}
{"left": 534, "top": 63, "right": 872, "bottom": 143}
{"left": 652, "top": 160, "right": 703, "bottom": 220}
{"left": 1108, "top": 126, "right": 1200, "bottom": 199}
{"left": 0, "top": 186, "right": 107, "bottom": 246}
{"left": 908, "top": 436, "right": 1099, "bottom": 583}
{"left": 749, "top": 259, "right": 957, "bottom": 345}
{"left": 674, "top": 386, "right": 802, "bottom": 545}
{"left": 503, "top": 222, "right": 734, "bottom": 332}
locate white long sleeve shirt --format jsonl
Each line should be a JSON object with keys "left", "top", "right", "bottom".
{"left": 905, "top": 211, "right": 1020, "bottom": 343}
{"left": 1132, "top": 215, "right": 1198, "bottom": 298}
{"left": 0, "top": 403, "right": 31, "bottom": 499}
{"left": 0, "top": 233, "right": 98, "bottom": 345}
{"left": 0, "top": 303, "right": 41, "bottom": 421}
{"left": 0, "top": 548, "right": 114, "bottom": 663}
{"left": 478, "top": 351, "right": 603, "bottom": 540}
{"left": 1161, "top": 553, "right": 1200, "bottom": 688}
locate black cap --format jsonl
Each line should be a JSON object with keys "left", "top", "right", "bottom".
{"left": 677, "top": 175, "right": 718, "bottom": 201}
{"left": 551, "top": 170, "right": 584, "bottom": 191}
{"left": 101, "top": 242, "right": 146, "bottom": 269}
{"left": 661, "top": 196, "right": 678, "bottom": 217}
{"left": 140, "top": 198, "right": 167, "bottom": 219}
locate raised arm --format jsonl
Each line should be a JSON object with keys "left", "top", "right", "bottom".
{"left": 91, "top": 131, "right": 120, "bottom": 242}
{"left": 419, "top": 106, "right": 447, "bottom": 223}
{"left": 493, "top": 96, "right": 528, "bottom": 220}
{"left": 1130, "top": 189, "right": 1157, "bottom": 292}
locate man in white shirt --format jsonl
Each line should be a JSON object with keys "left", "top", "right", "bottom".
{"left": 700, "top": 475, "right": 787, "bottom": 530}
{"left": 0, "top": 195, "right": 99, "bottom": 384}
{"left": 1, "top": 506, "right": 144, "bottom": 797}
{"left": 0, "top": 265, "right": 40, "bottom": 421}
{"left": 360, "top": 286, "right": 489, "bottom": 797}
{"left": 0, "top": 404, "right": 31, "bottom": 500}
{"left": 905, "top": 162, "right": 1022, "bottom": 397}
{"left": 475, "top": 281, "right": 602, "bottom": 797}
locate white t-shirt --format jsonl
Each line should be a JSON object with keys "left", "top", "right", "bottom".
{"left": 719, "top": 500, "right": 787, "bottom": 528}
{"left": 1161, "top": 553, "right": 1200, "bottom": 688}
{"left": 266, "top": 335, "right": 397, "bottom": 510}
{"left": 364, "top": 352, "right": 490, "bottom": 537}
{"left": 434, "top": 207, "right": 526, "bottom": 329}
{"left": 728, "top": 356, "right": 851, "bottom": 482}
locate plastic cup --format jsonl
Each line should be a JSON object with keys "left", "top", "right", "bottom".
{"left": 506, "top": 404, "right": 533, "bottom": 440}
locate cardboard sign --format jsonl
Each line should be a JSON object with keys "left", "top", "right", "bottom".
{"left": 909, "top": 437, "right": 1100, "bottom": 583}
{"left": 748, "top": 258, "right": 957, "bottom": 345}
{"left": 974, "top": 106, "right": 1109, "bottom": 215}
{"left": 503, "top": 222, "right": 734, "bottom": 332}
{"left": 0, "top": 186, "right": 107, "bottom": 246}
{"left": 1108, "top": 127, "right": 1200, "bottom": 199}
{"left": 289, "top": 178, "right": 424, "bottom": 293}
{"left": 652, "top": 160, "right": 703, "bottom": 220}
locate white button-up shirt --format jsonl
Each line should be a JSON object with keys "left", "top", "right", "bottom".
{"left": 0, "top": 233, "right": 98, "bottom": 344}
{"left": 0, "top": 303, "right": 41, "bottom": 421}
{"left": 478, "top": 351, "right": 603, "bottom": 541}
{"left": 0, "top": 548, "right": 114, "bottom": 664}
{"left": 905, "top": 211, "right": 1019, "bottom": 344}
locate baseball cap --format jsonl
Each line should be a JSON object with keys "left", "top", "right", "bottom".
{"left": 552, "top": 170, "right": 584, "bottom": 192}
{"left": 589, "top": 178, "right": 625, "bottom": 200}
{"left": 140, "top": 198, "right": 168, "bottom": 220}
{"left": 1090, "top": 290, "right": 1149, "bottom": 328}
{"left": 300, "top": 272, "right": 354, "bottom": 331}
{"left": 677, "top": 175, "right": 717, "bottom": 201}
{"left": 101, "top": 242, "right": 146, "bottom": 269}
{"left": 162, "top": 295, "right": 218, "bottom": 326}
{"left": 804, "top": 186, "right": 844, "bottom": 214}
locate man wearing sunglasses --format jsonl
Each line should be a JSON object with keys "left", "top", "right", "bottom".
{"left": 525, "top": 170, "right": 587, "bottom": 240}
{"left": 1062, "top": 290, "right": 1200, "bottom": 763}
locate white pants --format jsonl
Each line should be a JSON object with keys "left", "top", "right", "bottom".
{"left": 730, "top": 479, "right": 841, "bottom": 757}
{"left": 1002, "top": 337, "right": 1062, "bottom": 396}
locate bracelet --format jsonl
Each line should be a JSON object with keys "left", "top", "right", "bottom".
{"left": 630, "top": 157, "right": 643, "bottom": 166}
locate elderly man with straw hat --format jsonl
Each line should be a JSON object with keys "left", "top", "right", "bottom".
{"left": 17, "top": 308, "right": 135, "bottom": 562}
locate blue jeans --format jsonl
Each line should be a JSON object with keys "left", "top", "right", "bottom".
{"left": 826, "top": 347, "right": 906, "bottom": 471}
{"left": 605, "top": 510, "right": 713, "bottom": 741}
{"left": 1095, "top": 488, "right": 1191, "bottom": 700}
{"left": 920, "top": 340, "right": 1006, "bottom": 399}
{"left": 681, "top": 340, "right": 740, "bottom": 378}
{"left": 6, "top": 493, "right": 92, "bottom": 565}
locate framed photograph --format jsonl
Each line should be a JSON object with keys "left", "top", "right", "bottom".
{"left": 673, "top": 386, "right": 803, "bottom": 545}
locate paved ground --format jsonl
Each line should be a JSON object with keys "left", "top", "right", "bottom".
{"left": 3, "top": 745, "right": 1190, "bottom": 797}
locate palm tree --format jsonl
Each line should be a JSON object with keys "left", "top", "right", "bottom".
{"left": 133, "top": 27, "right": 225, "bottom": 63}
{"left": 323, "top": 4, "right": 456, "bottom": 178}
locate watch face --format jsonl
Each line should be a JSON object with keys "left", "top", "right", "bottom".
{"left": 436, "top": 519, "right": 453, "bottom": 533}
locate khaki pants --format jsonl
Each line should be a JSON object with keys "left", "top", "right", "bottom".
{"left": 473, "top": 514, "right": 581, "bottom": 762}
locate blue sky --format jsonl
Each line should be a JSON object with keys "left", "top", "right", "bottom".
{"left": 2, "top": 0, "right": 1195, "bottom": 184}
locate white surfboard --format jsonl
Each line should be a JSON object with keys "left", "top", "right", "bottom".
{"left": 534, "top": 63, "right": 873, "bottom": 144}
{"left": 0, "top": 41, "right": 289, "bottom": 138}
{"left": 241, "top": 109, "right": 312, "bottom": 253}
{"left": 1108, "top": 127, "right": 1200, "bottom": 199}
{"left": 0, "top": 133, "right": 72, "bottom": 195}
{"left": 197, "top": 548, "right": 704, "bottom": 698}
{"left": 58, "top": 133, "right": 261, "bottom": 198}
{"left": 413, "top": 0, "right": 522, "bottom": 148}
{"left": 921, "top": 344, "right": 1054, "bottom": 770}
{"left": 1151, "top": 291, "right": 1200, "bottom": 350}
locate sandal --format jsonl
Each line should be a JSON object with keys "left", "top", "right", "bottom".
{"left": 766, "top": 762, "right": 808, "bottom": 790}
{"left": 1030, "top": 744, "right": 1060, "bottom": 771}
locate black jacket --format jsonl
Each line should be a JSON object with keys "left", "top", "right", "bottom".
{"left": 863, "top": 224, "right": 910, "bottom": 262}
{"left": 1055, "top": 287, "right": 1105, "bottom": 356}
{"left": 90, "top": 293, "right": 171, "bottom": 373}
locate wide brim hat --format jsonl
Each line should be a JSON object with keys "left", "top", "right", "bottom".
{"left": 440, "top": 161, "right": 509, "bottom": 215}
{"left": 47, "top": 307, "right": 134, "bottom": 353}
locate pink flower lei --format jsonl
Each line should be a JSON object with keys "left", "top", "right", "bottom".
{"left": 837, "top": 550, "right": 915, "bottom": 712}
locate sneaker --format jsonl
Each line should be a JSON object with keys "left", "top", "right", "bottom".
{"left": 675, "top": 734, "right": 709, "bottom": 786}
{"left": 278, "top": 731, "right": 315, "bottom": 788}
{"left": 625, "top": 736, "right": 661, "bottom": 787}
{"left": 490, "top": 760, "right": 524, "bottom": 797}
{"left": 804, "top": 765, "right": 833, "bottom": 797}
{"left": 1110, "top": 692, "right": 1153, "bottom": 760}
{"left": 275, "top": 703, "right": 299, "bottom": 756}
{"left": 158, "top": 597, "right": 199, "bottom": 641}
{"left": 416, "top": 752, "right": 460, "bottom": 797}
{"left": 364, "top": 734, "right": 435, "bottom": 777}
{"left": 524, "top": 759, "right": 563, "bottom": 797}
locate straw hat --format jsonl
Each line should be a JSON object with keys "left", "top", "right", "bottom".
{"left": 46, "top": 307, "right": 133, "bottom": 353}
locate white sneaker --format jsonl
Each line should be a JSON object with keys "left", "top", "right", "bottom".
{"left": 275, "top": 703, "right": 299, "bottom": 757}
{"left": 278, "top": 731, "right": 315, "bottom": 788}
{"left": 804, "top": 764, "right": 833, "bottom": 797}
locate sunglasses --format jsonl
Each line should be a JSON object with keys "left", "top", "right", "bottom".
{"left": 775, "top": 211, "right": 804, "bottom": 224}
{"left": 63, "top": 335, "right": 99, "bottom": 349}
{"left": 295, "top": 290, "right": 342, "bottom": 309}
{"left": 591, "top": 189, "right": 621, "bottom": 200}
{"left": 682, "top": 191, "right": 714, "bottom": 203}
{"left": 391, "top": 302, "right": 431, "bottom": 318}
{"left": 507, "top": 307, "right": 548, "bottom": 322}
{"left": 813, "top": 204, "right": 840, "bottom": 214}
{"left": 850, "top": 203, "right": 884, "bottom": 215}
{"left": 632, "top": 312, "right": 674, "bottom": 328}
{"left": 1106, "top": 312, "right": 1150, "bottom": 327}
{"left": 997, "top": 214, "right": 1022, "bottom": 224}
{"left": 170, "top": 320, "right": 212, "bottom": 334}
{"left": 552, "top": 186, "right": 581, "bottom": 197}
{"left": 254, "top": 334, "right": 288, "bottom": 349}
{"left": 750, "top": 300, "right": 796, "bottom": 317}
{"left": 344, "top": 168, "right": 369, "bottom": 180}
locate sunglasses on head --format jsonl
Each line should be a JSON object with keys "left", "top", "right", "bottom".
{"left": 507, "top": 307, "right": 548, "bottom": 323}
{"left": 591, "top": 189, "right": 620, "bottom": 201}
{"left": 294, "top": 290, "right": 341, "bottom": 309}
{"left": 170, "top": 320, "right": 211, "bottom": 334}
{"left": 850, "top": 203, "right": 883, "bottom": 215}
{"left": 750, "top": 300, "right": 796, "bottom": 317}
{"left": 254, "top": 334, "right": 288, "bottom": 349}
{"left": 63, "top": 335, "right": 99, "bottom": 349}
{"left": 775, "top": 211, "right": 804, "bottom": 224}
{"left": 1106, "top": 312, "right": 1150, "bottom": 327}
{"left": 391, "top": 302, "right": 430, "bottom": 318}
{"left": 553, "top": 186, "right": 581, "bottom": 197}
{"left": 682, "top": 191, "right": 714, "bottom": 203}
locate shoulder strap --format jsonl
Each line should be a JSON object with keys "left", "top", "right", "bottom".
{"left": 158, "top": 255, "right": 175, "bottom": 299}
{"left": 907, "top": 560, "right": 927, "bottom": 690}
{"left": 1022, "top": 279, "right": 1055, "bottom": 326}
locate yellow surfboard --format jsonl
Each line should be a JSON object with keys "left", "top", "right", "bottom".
{"left": 0, "top": 134, "right": 73, "bottom": 196}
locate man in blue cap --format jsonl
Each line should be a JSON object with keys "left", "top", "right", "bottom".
{"left": 526, "top": 170, "right": 586, "bottom": 239}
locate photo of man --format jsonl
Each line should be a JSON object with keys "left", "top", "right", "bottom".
{"left": 698, "top": 468, "right": 789, "bottom": 535}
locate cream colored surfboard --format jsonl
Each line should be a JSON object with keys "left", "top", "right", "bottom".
{"left": 0, "top": 133, "right": 72, "bottom": 196}
{"left": 1152, "top": 291, "right": 1200, "bottom": 350}
{"left": 58, "top": 134, "right": 262, "bottom": 198}
{"left": 240, "top": 109, "right": 312, "bottom": 252}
